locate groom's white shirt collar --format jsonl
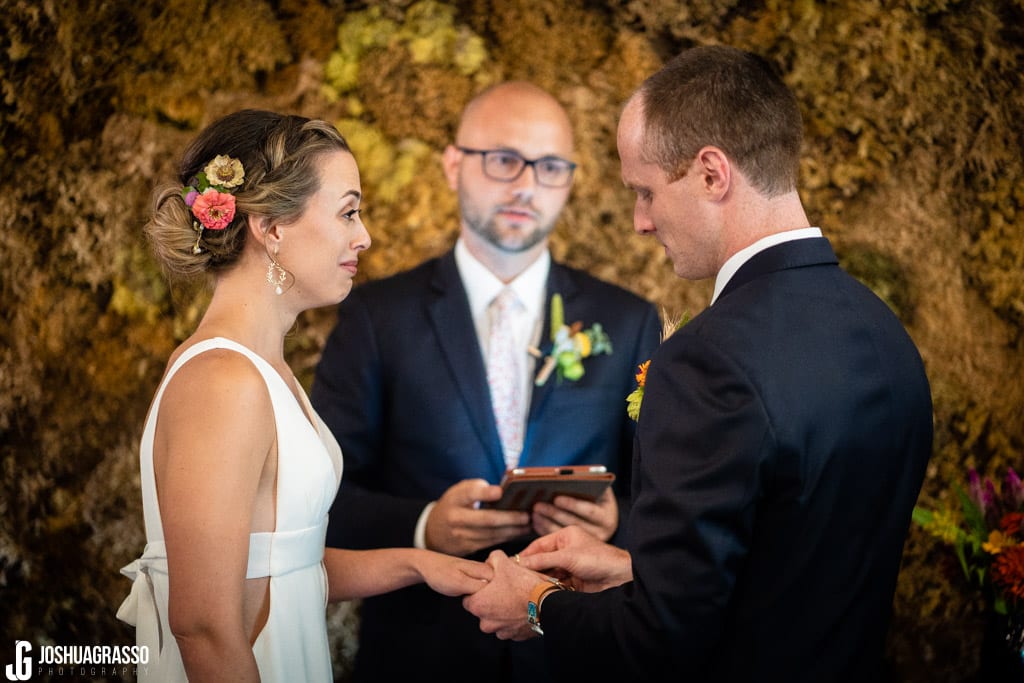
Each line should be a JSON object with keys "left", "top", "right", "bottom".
{"left": 711, "top": 227, "right": 822, "bottom": 305}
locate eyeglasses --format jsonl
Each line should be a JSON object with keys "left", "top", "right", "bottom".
{"left": 457, "top": 147, "right": 576, "bottom": 188}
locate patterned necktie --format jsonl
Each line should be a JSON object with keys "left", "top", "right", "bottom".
{"left": 486, "top": 287, "right": 524, "bottom": 470}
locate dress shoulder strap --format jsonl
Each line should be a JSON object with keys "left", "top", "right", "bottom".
{"left": 138, "top": 337, "right": 276, "bottom": 541}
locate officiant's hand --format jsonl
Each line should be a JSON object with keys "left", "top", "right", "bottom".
{"left": 518, "top": 525, "right": 633, "bottom": 592}
{"left": 426, "top": 478, "right": 531, "bottom": 556}
{"left": 530, "top": 487, "right": 618, "bottom": 541}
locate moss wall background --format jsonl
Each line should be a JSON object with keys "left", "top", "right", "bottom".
{"left": 1, "top": 0, "right": 1021, "bottom": 680}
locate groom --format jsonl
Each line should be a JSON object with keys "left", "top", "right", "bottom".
{"left": 464, "top": 45, "right": 934, "bottom": 682}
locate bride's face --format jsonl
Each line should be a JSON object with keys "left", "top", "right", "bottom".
{"left": 278, "top": 150, "right": 370, "bottom": 308}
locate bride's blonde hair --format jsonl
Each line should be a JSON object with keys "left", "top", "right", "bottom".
{"left": 146, "top": 110, "right": 350, "bottom": 281}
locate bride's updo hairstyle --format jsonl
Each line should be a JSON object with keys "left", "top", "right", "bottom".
{"left": 146, "top": 109, "right": 351, "bottom": 281}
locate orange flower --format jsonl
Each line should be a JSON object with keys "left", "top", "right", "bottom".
{"left": 635, "top": 360, "right": 650, "bottom": 387}
{"left": 1001, "top": 512, "right": 1024, "bottom": 537}
{"left": 192, "top": 189, "right": 236, "bottom": 230}
{"left": 984, "top": 530, "right": 1012, "bottom": 554}
{"left": 992, "top": 545, "right": 1024, "bottom": 601}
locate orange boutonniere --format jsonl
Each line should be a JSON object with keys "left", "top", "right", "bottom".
{"left": 625, "top": 312, "right": 689, "bottom": 422}
{"left": 625, "top": 361, "right": 650, "bottom": 421}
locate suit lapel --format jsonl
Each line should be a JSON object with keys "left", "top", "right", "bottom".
{"left": 521, "top": 263, "right": 580, "bottom": 460}
{"left": 718, "top": 237, "right": 839, "bottom": 301}
{"left": 426, "top": 251, "right": 507, "bottom": 478}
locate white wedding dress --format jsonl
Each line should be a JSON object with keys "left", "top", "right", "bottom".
{"left": 117, "top": 337, "right": 343, "bottom": 682}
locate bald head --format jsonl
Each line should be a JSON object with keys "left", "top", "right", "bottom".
{"left": 455, "top": 81, "right": 574, "bottom": 158}
{"left": 442, "top": 81, "right": 576, "bottom": 279}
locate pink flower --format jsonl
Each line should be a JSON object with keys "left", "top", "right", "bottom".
{"left": 1008, "top": 468, "right": 1024, "bottom": 508}
{"left": 969, "top": 468, "right": 987, "bottom": 516}
{"left": 183, "top": 189, "right": 199, "bottom": 207}
{"left": 983, "top": 479, "right": 999, "bottom": 509}
{"left": 191, "top": 189, "right": 236, "bottom": 230}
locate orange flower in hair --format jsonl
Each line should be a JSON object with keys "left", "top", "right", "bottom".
{"left": 191, "top": 189, "right": 236, "bottom": 230}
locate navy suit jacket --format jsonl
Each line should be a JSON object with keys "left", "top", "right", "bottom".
{"left": 539, "top": 238, "right": 933, "bottom": 682}
{"left": 311, "top": 248, "right": 661, "bottom": 682}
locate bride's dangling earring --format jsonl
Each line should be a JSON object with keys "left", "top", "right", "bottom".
{"left": 267, "top": 247, "right": 286, "bottom": 295}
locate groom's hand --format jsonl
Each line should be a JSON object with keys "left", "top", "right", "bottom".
{"left": 518, "top": 525, "right": 634, "bottom": 592}
{"left": 463, "top": 550, "right": 546, "bottom": 641}
{"left": 426, "top": 478, "right": 531, "bottom": 556}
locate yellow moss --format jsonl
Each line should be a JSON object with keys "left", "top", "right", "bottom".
{"left": 323, "top": 1, "right": 495, "bottom": 145}
{"left": 400, "top": 1, "right": 460, "bottom": 63}
{"left": 323, "top": 6, "right": 398, "bottom": 99}
{"left": 335, "top": 118, "right": 397, "bottom": 189}
{"left": 452, "top": 28, "right": 488, "bottom": 76}
{"left": 324, "top": 1, "right": 489, "bottom": 103}
{"left": 323, "top": 54, "right": 362, "bottom": 98}
{"left": 387, "top": 139, "right": 434, "bottom": 199}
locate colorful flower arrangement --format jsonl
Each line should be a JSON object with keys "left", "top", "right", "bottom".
{"left": 625, "top": 312, "right": 689, "bottom": 422}
{"left": 531, "top": 293, "right": 612, "bottom": 386}
{"left": 181, "top": 155, "right": 245, "bottom": 253}
{"left": 914, "top": 467, "right": 1024, "bottom": 616}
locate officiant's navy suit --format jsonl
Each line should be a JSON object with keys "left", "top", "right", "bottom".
{"left": 311, "top": 248, "right": 660, "bottom": 682}
{"left": 539, "top": 238, "right": 934, "bottom": 682}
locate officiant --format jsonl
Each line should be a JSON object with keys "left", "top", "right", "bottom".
{"left": 310, "top": 81, "right": 661, "bottom": 682}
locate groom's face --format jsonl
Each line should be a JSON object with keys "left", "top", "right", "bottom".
{"left": 617, "top": 97, "right": 721, "bottom": 281}
{"left": 443, "top": 85, "right": 575, "bottom": 255}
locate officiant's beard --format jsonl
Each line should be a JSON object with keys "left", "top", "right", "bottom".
{"left": 463, "top": 208, "right": 556, "bottom": 254}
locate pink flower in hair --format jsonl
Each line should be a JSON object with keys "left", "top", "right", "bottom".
{"left": 191, "top": 189, "right": 236, "bottom": 230}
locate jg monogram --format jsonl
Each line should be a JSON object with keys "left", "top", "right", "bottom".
{"left": 5, "top": 641, "right": 31, "bottom": 682}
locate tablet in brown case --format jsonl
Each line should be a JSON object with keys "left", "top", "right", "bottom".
{"left": 488, "top": 465, "right": 616, "bottom": 511}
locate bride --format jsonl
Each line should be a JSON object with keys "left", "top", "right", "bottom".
{"left": 118, "top": 109, "right": 491, "bottom": 682}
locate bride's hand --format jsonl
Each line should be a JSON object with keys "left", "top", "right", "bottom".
{"left": 417, "top": 551, "right": 493, "bottom": 596}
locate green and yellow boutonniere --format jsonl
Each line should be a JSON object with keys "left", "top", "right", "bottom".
{"left": 625, "top": 311, "right": 690, "bottom": 422}
{"left": 531, "top": 293, "right": 612, "bottom": 386}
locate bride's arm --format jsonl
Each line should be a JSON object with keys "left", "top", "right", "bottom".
{"left": 157, "top": 353, "right": 275, "bottom": 682}
{"left": 323, "top": 547, "right": 492, "bottom": 602}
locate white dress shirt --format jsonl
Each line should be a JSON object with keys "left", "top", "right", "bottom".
{"left": 711, "top": 227, "right": 823, "bottom": 305}
{"left": 413, "top": 239, "right": 551, "bottom": 548}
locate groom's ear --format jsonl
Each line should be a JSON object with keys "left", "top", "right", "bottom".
{"left": 694, "top": 146, "right": 731, "bottom": 201}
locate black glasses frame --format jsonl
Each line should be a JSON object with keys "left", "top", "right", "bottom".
{"left": 457, "top": 147, "right": 577, "bottom": 188}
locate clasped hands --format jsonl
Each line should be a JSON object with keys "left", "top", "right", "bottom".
{"left": 462, "top": 525, "right": 634, "bottom": 640}
{"left": 421, "top": 478, "right": 630, "bottom": 638}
